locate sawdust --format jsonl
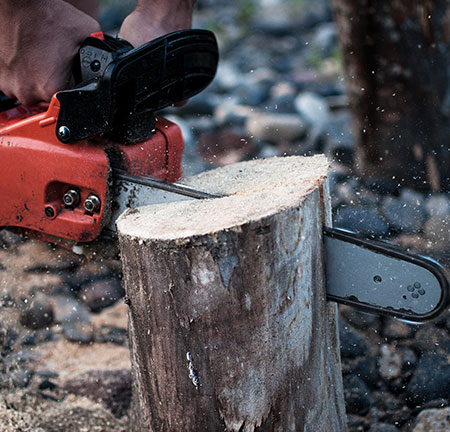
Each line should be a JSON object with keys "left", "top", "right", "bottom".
{"left": 35, "top": 338, "right": 131, "bottom": 383}
{"left": 0, "top": 240, "right": 81, "bottom": 301}
{"left": 117, "top": 155, "right": 329, "bottom": 240}
{"left": 0, "top": 391, "right": 128, "bottom": 432}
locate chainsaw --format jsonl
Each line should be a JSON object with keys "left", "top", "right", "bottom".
{"left": 0, "top": 30, "right": 447, "bottom": 323}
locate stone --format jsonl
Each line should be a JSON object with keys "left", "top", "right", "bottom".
{"left": 364, "top": 177, "right": 401, "bottom": 196}
{"left": 246, "top": 112, "right": 306, "bottom": 143}
{"left": 343, "top": 374, "right": 372, "bottom": 415}
{"left": 20, "top": 294, "right": 54, "bottom": 330}
{"left": 214, "top": 61, "right": 242, "bottom": 92}
{"left": 64, "top": 261, "right": 114, "bottom": 290}
{"left": 294, "top": 91, "right": 330, "bottom": 127}
{"left": 63, "top": 369, "right": 132, "bottom": 418}
{"left": 425, "top": 194, "right": 450, "bottom": 218}
{"left": 333, "top": 205, "right": 390, "bottom": 237}
{"left": 379, "top": 344, "right": 402, "bottom": 382}
{"left": 406, "top": 354, "right": 450, "bottom": 407}
{"left": 11, "top": 369, "right": 34, "bottom": 388}
{"left": 381, "top": 192, "right": 427, "bottom": 234}
{"left": 0, "top": 229, "right": 24, "bottom": 248}
{"left": 370, "top": 423, "right": 399, "bottom": 432}
{"left": 414, "top": 326, "right": 449, "bottom": 356}
{"left": 412, "top": 407, "right": 450, "bottom": 432}
{"left": 95, "top": 325, "right": 127, "bottom": 346}
{"left": 322, "top": 112, "right": 354, "bottom": 166}
{"left": 266, "top": 93, "right": 297, "bottom": 114}
{"left": 339, "top": 322, "right": 368, "bottom": 359}
{"left": 311, "top": 22, "right": 337, "bottom": 57}
{"left": 79, "top": 277, "right": 124, "bottom": 313}
{"left": 424, "top": 215, "right": 450, "bottom": 249}
{"left": 236, "top": 81, "right": 271, "bottom": 106}
{"left": 38, "top": 379, "right": 57, "bottom": 391}
{"left": 339, "top": 305, "right": 381, "bottom": 331}
{"left": 214, "top": 101, "right": 254, "bottom": 127}
{"left": 52, "top": 295, "right": 91, "bottom": 324}
{"left": 62, "top": 321, "right": 94, "bottom": 344}
{"left": 354, "top": 354, "right": 379, "bottom": 389}
{"left": 383, "top": 319, "right": 414, "bottom": 340}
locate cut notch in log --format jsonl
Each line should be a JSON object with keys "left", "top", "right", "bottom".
{"left": 117, "top": 155, "right": 347, "bottom": 432}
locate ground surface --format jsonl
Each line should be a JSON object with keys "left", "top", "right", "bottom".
{"left": 1, "top": 0, "right": 450, "bottom": 431}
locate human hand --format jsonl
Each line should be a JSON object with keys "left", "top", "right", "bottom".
{"left": 118, "top": 0, "right": 195, "bottom": 48}
{"left": 0, "top": 0, "right": 100, "bottom": 106}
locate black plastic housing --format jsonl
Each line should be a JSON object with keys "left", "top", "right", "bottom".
{"left": 56, "top": 29, "right": 219, "bottom": 144}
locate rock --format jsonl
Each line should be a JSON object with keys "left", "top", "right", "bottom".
{"left": 354, "top": 354, "right": 379, "bottom": 389}
{"left": 322, "top": 112, "right": 354, "bottom": 166}
{"left": 339, "top": 322, "right": 368, "bottom": 359}
{"left": 424, "top": 215, "right": 450, "bottom": 249}
{"left": 63, "top": 321, "right": 94, "bottom": 344}
{"left": 379, "top": 344, "right": 402, "bottom": 382}
{"left": 63, "top": 369, "right": 132, "bottom": 418}
{"left": 246, "top": 112, "right": 306, "bottom": 143}
{"left": 79, "top": 277, "right": 124, "bottom": 313}
{"left": 311, "top": 22, "right": 337, "bottom": 57}
{"left": 406, "top": 354, "right": 450, "bottom": 407}
{"left": 214, "top": 61, "right": 242, "bottom": 91}
{"left": 339, "top": 305, "right": 381, "bottom": 331}
{"left": 370, "top": 423, "right": 399, "bottom": 432}
{"left": 236, "top": 81, "right": 271, "bottom": 106}
{"left": 36, "top": 370, "right": 58, "bottom": 379}
{"left": 267, "top": 93, "right": 297, "bottom": 114}
{"left": 383, "top": 319, "right": 414, "bottom": 340}
{"left": 364, "top": 177, "right": 401, "bottom": 196}
{"left": 414, "top": 326, "right": 449, "bottom": 356}
{"left": 20, "top": 329, "right": 53, "bottom": 347}
{"left": 334, "top": 206, "right": 390, "bottom": 237}
{"left": 20, "top": 294, "right": 54, "bottom": 330}
{"left": 257, "top": 144, "right": 283, "bottom": 159}
{"left": 64, "top": 261, "right": 114, "bottom": 290}
{"left": 425, "top": 194, "right": 450, "bottom": 218}
{"left": 412, "top": 407, "right": 450, "bottom": 432}
{"left": 294, "top": 91, "right": 330, "bottom": 127}
{"left": 11, "top": 369, "right": 34, "bottom": 388}
{"left": 381, "top": 192, "right": 427, "bottom": 234}
{"left": 214, "top": 101, "right": 254, "bottom": 127}
{"left": 343, "top": 374, "right": 372, "bottom": 415}
{"left": 38, "top": 379, "right": 57, "bottom": 391}
{"left": 52, "top": 295, "right": 91, "bottom": 324}
{"left": 0, "top": 229, "right": 24, "bottom": 248}
{"left": 95, "top": 325, "right": 127, "bottom": 346}
{"left": 347, "top": 414, "right": 371, "bottom": 431}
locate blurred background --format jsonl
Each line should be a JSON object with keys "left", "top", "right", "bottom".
{"left": 0, "top": 2, "right": 449, "bottom": 431}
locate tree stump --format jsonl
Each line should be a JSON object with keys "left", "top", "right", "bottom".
{"left": 117, "top": 155, "right": 347, "bottom": 432}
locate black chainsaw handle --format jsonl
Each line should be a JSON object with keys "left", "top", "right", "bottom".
{"left": 55, "top": 29, "right": 219, "bottom": 144}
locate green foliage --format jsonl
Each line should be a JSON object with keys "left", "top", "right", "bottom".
{"left": 290, "top": 0, "right": 305, "bottom": 13}
{"left": 237, "top": 0, "right": 257, "bottom": 26}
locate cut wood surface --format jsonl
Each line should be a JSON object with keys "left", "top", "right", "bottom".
{"left": 117, "top": 155, "right": 347, "bottom": 432}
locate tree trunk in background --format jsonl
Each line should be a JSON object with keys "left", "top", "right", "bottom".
{"left": 117, "top": 156, "right": 347, "bottom": 432}
{"left": 331, "top": 0, "right": 450, "bottom": 192}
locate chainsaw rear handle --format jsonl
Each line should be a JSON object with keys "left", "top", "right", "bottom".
{"left": 56, "top": 29, "right": 219, "bottom": 144}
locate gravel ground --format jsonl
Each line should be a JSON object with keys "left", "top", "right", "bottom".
{"left": 0, "top": 0, "right": 449, "bottom": 431}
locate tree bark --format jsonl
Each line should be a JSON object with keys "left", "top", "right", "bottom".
{"left": 331, "top": 0, "right": 450, "bottom": 192}
{"left": 117, "top": 155, "right": 347, "bottom": 432}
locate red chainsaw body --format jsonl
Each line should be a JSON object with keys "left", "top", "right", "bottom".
{"left": 0, "top": 96, "right": 184, "bottom": 242}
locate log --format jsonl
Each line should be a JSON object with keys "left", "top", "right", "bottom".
{"left": 117, "top": 155, "right": 347, "bottom": 432}
{"left": 331, "top": 0, "right": 450, "bottom": 192}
